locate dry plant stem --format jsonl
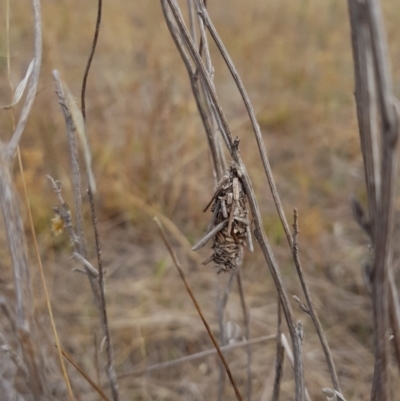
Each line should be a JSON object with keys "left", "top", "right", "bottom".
{"left": 5, "top": 6, "right": 73, "bottom": 397}
{"left": 357, "top": 0, "right": 399, "bottom": 399}
{"left": 347, "top": 0, "right": 380, "bottom": 229}
{"left": 280, "top": 334, "right": 312, "bottom": 401}
{"left": 72, "top": 252, "right": 99, "bottom": 277}
{"left": 88, "top": 190, "right": 119, "bottom": 401}
{"left": 292, "top": 209, "right": 341, "bottom": 393}
{"left": 0, "top": 147, "right": 49, "bottom": 400}
{"left": 81, "top": 0, "right": 102, "bottom": 120}
{"left": 80, "top": 0, "right": 119, "bottom": 397}
{"left": 160, "top": 2, "right": 224, "bottom": 180}
{"left": 195, "top": 0, "right": 227, "bottom": 176}
{"left": 195, "top": 0, "right": 292, "bottom": 246}
{"left": 216, "top": 269, "right": 237, "bottom": 401}
{"left": 365, "top": 3, "right": 400, "bottom": 384}
{"left": 0, "top": 1, "right": 50, "bottom": 398}
{"left": 118, "top": 335, "right": 275, "bottom": 378}
{"left": 192, "top": 219, "right": 228, "bottom": 250}
{"left": 216, "top": 266, "right": 239, "bottom": 401}
{"left": 94, "top": 334, "right": 101, "bottom": 385}
{"left": 348, "top": 0, "right": 400, "bottom": 378}
{"left": 162, "top": 2, "right": 304, "bottom": 399}
{"left": 236, "top": 268, "right": 252, "bottom": 401}
{"left": 52, "top": 70, "right": 87, "bottom": 257}
{"left": 196, "top": 0, "right": 208, "bottom": 61}
{"left": 186, "top": 0, "right": 197, "bottom": 44}
{"left": 272, "top": 299, "right": 285, "bottom": 401}
{"left": 388, "top": 268, "right": 400, "bottom": 365}
{"left": 154, "top": 217, "right": 243, "bottom": 401}
{"left": 6, "top": 0, "right": 42, "bottom": 159}
{"left": 59, "top": 346, "right": 111, "bottom": 401}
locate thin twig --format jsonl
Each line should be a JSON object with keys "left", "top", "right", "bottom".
{"left": 88, "top": 190, "right": 119, "bottom": 401}
{"left": 79, "top": 0, "right": 119, "bottom": 397}
{"left": 195, "top": 0, "right": 227, "bottom": 176}
{"left": 236, "top": 268, "right": 252, "bottom": 401}
{"left": 154, "top": 217, "right": 243, "bottom": 401}
{"left": 271, "top": 298, "right": 285, "bottom": 401}
{"left": 192, "top": 219, "right": 228, "bottom": 250}
{"left": 186, "top": 0, "right": 197, "bottom": 45}
{"left": 118, "top": 334, "right": 275, "bottom": 378}
{"left": 81, "top": 0, "right": 102, "bottom": 121}
{"left": 72, "top": 252, "right": 99, "bottom": 277}
{"left": 58, "top": 346, "right": 111, "bottom": 401}
{"left": 0, "top": 6, "right": 47, "bottom": 393}
{"left": 348, "top": 0, "right": 400, "bottom": 397}
{"left": 347, "top": 0, "right": 380, "bottom": 231}
{"left": 364, "top": 1, "right": 399, "bottom": 399}
{"left": 280, "top": 334, "right": 312, "bottom": 401}
{"left": 291, "top": 209, "right": 341, "bottom": 393}
{"left": 7, "top": 0, "right": 42, "bottom": 159}
{"left": 216, "top": 266, "right": 239, "bottom": 401}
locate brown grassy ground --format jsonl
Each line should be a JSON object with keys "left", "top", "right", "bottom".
{"left": 1, "top": 0, "right": 400, "bottom": 400}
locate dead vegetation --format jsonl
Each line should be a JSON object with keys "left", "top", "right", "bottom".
{"left": 1, "top": 0, "right": 400, "bottom": 400}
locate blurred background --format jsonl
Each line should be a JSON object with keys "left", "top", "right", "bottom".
{"left": 1, "top": 0, "right": 400, "bottom": 399}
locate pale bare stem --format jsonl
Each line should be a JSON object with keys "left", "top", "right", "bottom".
{"left": 154, "top": 217, "right": 243, "bottom": 401}
{"left": 58, "top": 346, "right": 111, "bottom": 401}
{"left": 72, "top": 252, "right": 99, "bottom": 277}
{"left": 186, "top": 0, "right": 197, "bottom": 44}
{"left": 7, "top": 0, "right": 42, "bottom": 159}
{"left": 388, "top": 268, "right": 400, "bottom": 367}
{"left": 160, "top": 2, "right": 224, "bottom": 179}
{"left": 271, "top": 298, "right": 285, "bottom": 401}
{"left": 88, "top": 190, "right": 119, "bottom": 401}
{"left": 348, "top": 1, "right": 400, "bottom": 399}
{"left": 81, "top": 0, "right": 102, "bottom": 121}
{"left": 322, "top": 388, "right": 346, "bottom": 401}
{"left": 365, "top": 7, "right": 400, "bottom": 396}
{"left": 52, "top": 70, "right": 87, "bottom": 257}
{"left": 0, "top": 147, "right": 49, "bottom": 400}
{"left": 236, "top": 268, "right": 252, "bottom": 401}
{"left": 280, "top": 334, "right": 312, "bottom": 401}
{"left": 119, "top": 335, "right": 275, "bottom": 378}
{"left": 217, "top": 290, "right": 226, "bottom": 401}
{"left": 216, "top": 267, "right": 238, "bottom": 401}
{"left": 192, "top": 219, "right": 228, "bottom": 250}
{"left": 291, "top": 209, "right": 341, "bottom": 393}
{"left": 161, "top": 1, "right": 304, "bottom": 399}
{"left": 195, "top": 0, "right": 227, "bottom": 176}
{"left": 347, "top": 0, "right": 380, "bottom": 229}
